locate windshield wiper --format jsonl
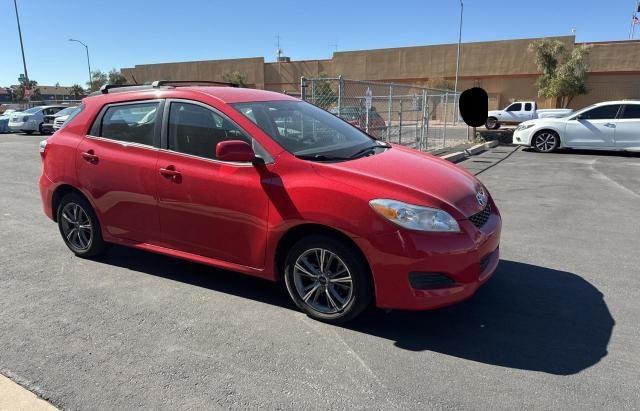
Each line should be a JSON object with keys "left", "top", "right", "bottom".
{"left": 295, "top": 154, "right": 350, "bottom": 161}
{"left": 349, "top": 144, "right": 389, "bottom": 159}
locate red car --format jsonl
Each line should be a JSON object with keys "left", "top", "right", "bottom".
{"left": 39, "top": 82, "right": 501, "bottom": 323}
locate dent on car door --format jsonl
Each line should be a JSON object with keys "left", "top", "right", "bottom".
{"left": 615, "top": 104, "right": 640, "bottom": 148}
{"left": 76, "top": 100, "right": 162, "bottom": 243}
{"left": 564, "top": 104, "right": 620, "bottom": 147}
{"left": 155, "top": 100, "right": 270, "bottom": 268}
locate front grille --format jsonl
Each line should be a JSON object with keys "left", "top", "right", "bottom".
{"left": 469, "top": 203, "right": 491, "bottom": 228}
{"left": 409, "top": 272, "right": 455, "bottom": 290}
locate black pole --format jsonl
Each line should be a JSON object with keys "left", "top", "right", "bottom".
{"left": 84, "top": 44, "right": 92, "bottom": 91}
{"left": 13, "top": 0, "right": 30, "bottom": 90}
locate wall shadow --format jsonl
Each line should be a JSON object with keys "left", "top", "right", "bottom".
{"left": 97, "top": 248, "right": 613, "bottom": 376}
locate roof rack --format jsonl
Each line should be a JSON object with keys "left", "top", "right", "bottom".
{"left": 94, "top": 80, "right": 239, "bottom": 96}
{"left": 151, "top": 80, "right": 238, "bottom": 88}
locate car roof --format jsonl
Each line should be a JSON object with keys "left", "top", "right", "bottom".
{"left": 84, "top": 86, "right": 298, "bottom": 105}
{"left": 593, "top": 100, "right": 640, "bottom": 105}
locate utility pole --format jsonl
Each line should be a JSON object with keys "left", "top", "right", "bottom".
{"left": 69, "top": 39, "right": 92, "bottom": 91}
{"left": 630, "top": 1, "right": 640, "bottom": 39}
{"left": 13, "top": 0, "right": 30, "bottom": 96}
{"left": 453, "top": 0, "right": 463, "bottom": 125}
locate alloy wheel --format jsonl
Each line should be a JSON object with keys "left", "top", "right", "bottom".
{"left": 534, "top": 132, "right": 557, "bottom": 152}
{"left": 60, "top": 202, "right": 93, "bottom": 251}
{"left": 292, "top": 248, "right": 354, "bottom": 314}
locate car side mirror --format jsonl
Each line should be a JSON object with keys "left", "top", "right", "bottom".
{"left": 576, "top": 114, "right": 585, "bottom": 120}
{"left": 215, "top": 140, "right": 256, "bottom": 163}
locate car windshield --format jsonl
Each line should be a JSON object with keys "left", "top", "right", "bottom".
{"left": 23, "top": 107, "right": 42, "bottom": 114}
{"left": 232, "top": 100, "right": 387, "bottom": 161}
{"left": 55, "top": 107, "right": 78, "bottom": 116}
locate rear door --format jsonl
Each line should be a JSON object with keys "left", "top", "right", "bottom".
{"left": 564, "top": 104, "right": 621, "bottom": 148}
{"left": 615, "top": 104, "right": 640, "bottom": 148}
{"left": 76, "top": 100, "right": 163, "bottom": 243}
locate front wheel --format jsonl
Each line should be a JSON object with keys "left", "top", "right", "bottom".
{"left": 57, "top": 193, "right": 108, "bottom": 258}
{"left": 485, "top": 117, "right": 500, "bottom": 130}
{"left": 532, "top": 130, "right": 559, "bottom": 153}
{"left": 284, "top": 235, "right": 372, "bottom": 324}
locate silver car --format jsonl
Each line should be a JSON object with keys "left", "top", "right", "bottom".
{"left": 8, "top": 105, "right": 68, "bottom": 134}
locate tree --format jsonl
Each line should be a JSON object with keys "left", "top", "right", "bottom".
{"left": 69, "top": 84, "right": 86, "bottom": 99}
{"left": 222, "top": 71, "right": 248, "bottom": 88}
{"left": 87, "top": 70, "right": 108, "bottom": 92}
{"left": 529, "top": 39, "right": 590, "bottom": 108}
{"left": 14, "top": 78, "right": 40, "bottom": 102}
{"left": 311, "top": 73, "right": 337, "bottom": 110}
{"left": 108, "top": 69, "right": 127, "bottom": 85}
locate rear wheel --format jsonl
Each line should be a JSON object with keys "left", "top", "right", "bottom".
{"left": 485, "top": 117, "right": 500, "bottom": 130}
{"left": 284, "top": 235, "right": 371, "bottom": 324}
{"left": 57, "top": 193, "right": 108, "bottom": 258}
{"left": 532, "top": 130, "right": 559, "bottom": 153}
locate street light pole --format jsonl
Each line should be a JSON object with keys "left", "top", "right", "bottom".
{"left": 69, "top": 39, "right": 92, "bottom": 90}
{"left": 453, "top": 0, "right": 463, "bottom": 125}
{"left": 13, "top": 0, "right": 30, "bottom": 93}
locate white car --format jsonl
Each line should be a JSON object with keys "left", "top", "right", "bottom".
{"left": 486, "top": 101, "right": 573, "bottom": 129}
{"left": 513, "top": 100, "right": 640, "bottom": 153}
{"left": 8, "top": 105, "right": 67, "bottom": 134}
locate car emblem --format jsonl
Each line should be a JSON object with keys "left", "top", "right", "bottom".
{"left": 476, "top": 190, "right": 487, "bottom": 208}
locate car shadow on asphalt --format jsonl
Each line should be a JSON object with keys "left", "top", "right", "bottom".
{"left": 523, "top": 147, "right": 640, "bottom": 158}
{"left": 98, "top": 248, "right": 613, "bottom": 376}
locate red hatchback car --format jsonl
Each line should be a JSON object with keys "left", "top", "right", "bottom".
{"left": 39, "top": 82, "right": 501, "bottom": 323}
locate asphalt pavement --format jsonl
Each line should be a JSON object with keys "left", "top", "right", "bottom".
{"left": 0, "top": 133, "right": 639, "bottom": 409}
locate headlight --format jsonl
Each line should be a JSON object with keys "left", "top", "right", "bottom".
{"left": 515, "top": 123, "right": 534, "bottom": 131}
{"left": 369, "top": 199, "right": 460, "bottom": 232}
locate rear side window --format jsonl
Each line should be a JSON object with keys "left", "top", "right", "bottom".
{"left": 506, "top": 103, "right": 521, "bottom": 111}
{"left": 579, "top": 105, "right": 621, "bottom": 120}
{"left": 99, "top": 102, "right": 159, "bottom": 146}
{"left": 168, "top": 102, "right": 250, "bottom": 160}
{"left": 524, "top": 103, "right": 532, "bottom": 111}
{"left": 621, "top": 104, "right": 640, "bottom": 119}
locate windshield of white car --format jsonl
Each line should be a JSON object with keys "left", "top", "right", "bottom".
{"left": 232, "top": 100, "right": 388, "bottom": 161}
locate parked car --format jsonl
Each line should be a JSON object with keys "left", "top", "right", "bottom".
{"left": 39, "top": 83, "right": 501, "bottom": 323}
{"left": 8, "top": 105, "right": 68, "bottom": 134}
{"left": 40, "top": 106, "right": 80, "bottom": 134}
{"left": 485, "top": 101, "right": 573, "bottom": 129}
{"left": 331, "top": 106, "right": 387, "bottom": 138}
{"left": 513, "top": 100, "right": 640, "bottom": 153}
{"left": 0, "top": 109, "right": 17, "bottom": 133}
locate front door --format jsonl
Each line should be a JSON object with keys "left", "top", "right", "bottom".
{"left": 615, "top": 104, "right": 640, "bottom": 148}
{"left": 502, "top": 102, "right": 522, "bottom": 122}
{"left": 76, "top": 100, "right": 162, "bottom": 243}
{"left": 564, "top": 104, "right": 621, "bottom": 148}
{"left": 156, "top": 100, "right": 270, "bottom": 269}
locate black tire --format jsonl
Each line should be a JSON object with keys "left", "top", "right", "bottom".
{"left": 24, "top": 130, "right": 34, "bottom": 135}
{"left": 38, "top": 123, "right": 45, "bottom": 135}
{"left": 485, "top": 117, "right": 500, "bottom": 130}
{"left": 284, "top": 235, "right": 372, "bottom": 324}
{"left": 531, "top": 130, "right": 560, "bottom": 153}
{"left": 56, "top": 193, "right": 108, "bottom": 258}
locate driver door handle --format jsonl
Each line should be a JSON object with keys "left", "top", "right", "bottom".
{"left": 604, "top": 123, "right": 616, "bottom": 128}
{"left": 81, "top": 150, "right": 99, "bottom": 164}
{"left": 159, "top": 165, "right": 181, "bottom": 182}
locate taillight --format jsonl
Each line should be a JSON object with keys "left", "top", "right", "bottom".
{"left": 39, "top": 140, "right": 48, "bottom": 159}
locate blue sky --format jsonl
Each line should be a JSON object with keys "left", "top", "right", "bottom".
{"left": 1, "top": 0, "right": 637, "bottom": 87}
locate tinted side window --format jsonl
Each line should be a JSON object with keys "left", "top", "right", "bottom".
{"left": 524, "top": 103, "right": 532, "bottom": 111}
{"left": 168, "top": 102, "right": 250, "bottom": 160}
{"left": 580, "top": 105, "right": 621, "bottom": 120}
{"left": 621, "top": 104, "right": 640, "bottom": 119}
{"left": 506, "top": 103, "right": 521, "bottom": 111}
{"left": 100, "top": 102, "right": 159, "bottom": 146}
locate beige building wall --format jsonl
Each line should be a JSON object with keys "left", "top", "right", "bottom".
{"left": 120, "top": 36, "right": 640, "bottom": 109}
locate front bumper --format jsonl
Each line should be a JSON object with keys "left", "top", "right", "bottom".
{"left": 512, "top": 128, "right": 535, "bottom": 146}
{"left": 355, "top": 203, "right": 502, "bottom": 310}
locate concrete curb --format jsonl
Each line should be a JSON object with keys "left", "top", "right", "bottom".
{"left": 440, "top": 140, "right": 500, "bottom": 163}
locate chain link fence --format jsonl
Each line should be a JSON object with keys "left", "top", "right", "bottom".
{"left": 300, "top": 76, "right": 469, "bottom": 152}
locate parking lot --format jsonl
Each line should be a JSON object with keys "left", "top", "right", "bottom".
{"left": 0, "top": 133, "right": 639, "bottom": 409}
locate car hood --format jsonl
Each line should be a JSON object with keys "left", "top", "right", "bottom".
{"left": 311, "top": 145, "right": 486, "bottom": 219}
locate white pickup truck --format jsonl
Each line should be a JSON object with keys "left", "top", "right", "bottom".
{"left": 485, "top": 101, "right": 573, "bottom": 129}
